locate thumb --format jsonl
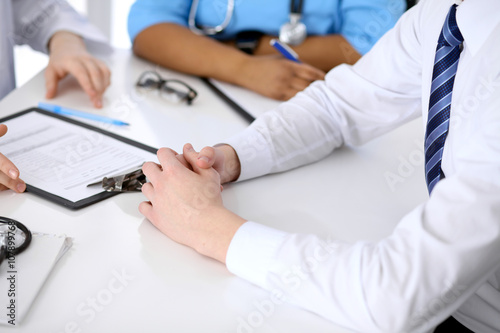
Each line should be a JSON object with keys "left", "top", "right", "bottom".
{"left": 196, "top": 146, "right": 217, "bottom": 169}
{"left": 182, "top": 143, "right": 210, "bottom": 175}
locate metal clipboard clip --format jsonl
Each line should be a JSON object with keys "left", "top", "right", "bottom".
{"left": 87, "top": 168, "right": 146, "bottom": 192}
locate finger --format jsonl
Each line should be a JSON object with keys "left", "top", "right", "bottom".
{"left": 16, "top": 181, "right": 26, "bottom": 193}
{"left": 0, "top": 126, "right": 19, "bottom": 181}
{"left": 92, "top": 60, "right": 111, "bottom": 108}
{"left": 83, "top": 59, "right": 106, "bottom": 106}
{"left": 0, "top": 184, "right": 8, "bottom": 191}
{"left": 85, "top": 60, "right": 105, "bottom": 93}
{"left": 95, "top": 59, "right": 111, "bottom": 90}
{"left": 196, "top": 146, "right": 216, "bottom": 169}
{"left": 70, "top": 61, "right": 98, "bottom": 101}
{"left": 142, "top": 161, "right": 162, "bottom": 184}
{"left": 157, "top": 147, "right": 184, "bottom": 171}
{"left": 0, "top": 124, "right": 7, "bottom": 137}
{"left": 0, "top": 152, "right": 20, "bottom": 180}
{"left": 289, "top": 76, "right": 312, "bottom": 92}
{"left": 182, "top": 143, "right": 203, "bottom": 173}
{"left": 141, "top": 181, "right": 154, "bottom": 200}
{"left": 138, "top": 201, "right": 154, "bottom": 220}
{"left": 0, "top": 172, "right": 26, "bottom": 193}
{"left": 280, "top": 87, "right": 301, "bottom": 101}
{"left": 293, "top": 63, "right": 325, "bottom": 82}
{"left": 44, "top": 66, "right": 62, "bottom": 99}
{"left": 176, "top": 154, "right": 192, "bottom": 170}
{"left": 183, "top": 144, "right": 212, "bottom": 176}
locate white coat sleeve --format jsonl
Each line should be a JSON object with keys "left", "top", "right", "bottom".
{"left": 225, "top": 4, "right": 423, "bottom": 182}
{"left": 11, "top": 0, "right": 109, "bottom": 54}
{"left": 225, "top": 4, "right": 500, "bottom": 333}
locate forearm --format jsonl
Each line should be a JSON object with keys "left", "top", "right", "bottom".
{"left": 132, "top": 23, "right": 250, "bottom": 87}
{"left": 227, "top": 174, "right": 500, "bottom": 332}
{"left": 195, "top": 207, "right": 246, "bottom": 263}
{"left": 254, "top": 35, "right": 361, "bottom": 72}
{"left": 48, "top": 31, "right": 85, "bottom": 54}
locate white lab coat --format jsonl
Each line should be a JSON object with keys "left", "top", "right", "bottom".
{"left": 0, "top": 0, "right": 109, "bottom": 100}
{"left": 225, "top": 0, "right": 500, "bottom": 332}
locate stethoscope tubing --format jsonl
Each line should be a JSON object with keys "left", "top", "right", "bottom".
{"left": 188, "top": 0, "right": 305, "bottom": 36}
{"left": 0, "top": 216, "right": 32, "bottom": 266}
{"left": 188, "top": 0, "right": 235, "bottom": 35}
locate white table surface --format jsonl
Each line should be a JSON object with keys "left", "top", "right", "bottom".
{"left": 0, "top": 49, "right": 428, "bottom": 333}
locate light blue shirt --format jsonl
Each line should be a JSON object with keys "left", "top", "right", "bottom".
{"left": 128, "top": 0, "right": 406, "bottom": 55}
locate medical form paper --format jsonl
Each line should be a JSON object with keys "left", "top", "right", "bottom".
{"left": 0, "top": 108, "right": 158, "bottom": 209}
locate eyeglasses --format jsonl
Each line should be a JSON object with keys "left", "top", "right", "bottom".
{"left": 0, "top": 216, "right": 32, "bottom": 267}
{"left": 136, "top": 71, "right": 198, "bottom": 105}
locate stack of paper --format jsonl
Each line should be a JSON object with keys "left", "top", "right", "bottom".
{"left": 0, "top": 233, "right": 73, "bottom": 325}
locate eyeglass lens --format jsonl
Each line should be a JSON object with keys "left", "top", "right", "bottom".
{"left": 160, "top": 81, "right": 192, "bottom": 103}
{"left": 137, "top": 71, "right": 196, "bottom": 104}
{"left": 137, "top": 72, "right": 161, "bottom": 90}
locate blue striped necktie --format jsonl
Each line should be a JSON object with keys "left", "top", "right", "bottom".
{"left": 425, "top": 4, "right": 464, "bottom": 194}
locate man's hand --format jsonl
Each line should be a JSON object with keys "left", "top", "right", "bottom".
{"left": 173, "top": 144, "right": 241, "bottom": 184}
{"left": 238, "top": 56, "right": 325, "bottom": 101}
{"left": 139, "top": 144, "right": 245, "bottom": 263}
{"left": 194, "top": 144, "right": 241, "bottom": 184}
{"left": 0, "top": 125, "right": 25, "bottom": 193}
{"left": 46, "top": 31, "right": 111, "bottom": 108}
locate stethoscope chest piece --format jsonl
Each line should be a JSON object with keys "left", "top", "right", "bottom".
{"left": 279, "top": 12, "right": 307, "bottom": 46}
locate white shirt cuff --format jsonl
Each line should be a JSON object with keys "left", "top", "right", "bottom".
{"left": 226, "top": 221, "right": 287, "bottom": 288}
{"left": 223, "top": 126, "right": 274, "bottom": 181}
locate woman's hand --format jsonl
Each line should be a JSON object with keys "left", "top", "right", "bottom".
{"left": 238, "top": 55, "right": 325, "bottom": 101}
{"left": 46, "top": 31, "right": 111, "bottom": 108}
{"left": 0, "top": 125, "right": 25, "bottom": 193}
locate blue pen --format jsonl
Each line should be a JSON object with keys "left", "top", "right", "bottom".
{"left": 38, "top": 102, "right": 130, "bottom": 126}
{"left": 270, "top": 38, "right": 300, "bottom": 63}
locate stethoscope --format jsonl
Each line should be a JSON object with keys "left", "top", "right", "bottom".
{"left": 279, "top": 0, "right": 307, "bottom": 45}
{"left": 188, "top": 0, "right": 307, "bottom": 45}
{"left": 0, "top": 216, "right": 32, "bottom": 267}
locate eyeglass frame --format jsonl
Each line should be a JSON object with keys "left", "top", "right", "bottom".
{"left": 135, "top": 71, "right": 198, "bottom": 105}
{"left": 0, "top": 216, "right": 32, "bottom": 267}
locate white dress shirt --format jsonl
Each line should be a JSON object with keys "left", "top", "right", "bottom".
{"left": 225, "top": 0, "right": 500, "bottom": 332}
{"left": 0, "top": 0, "right": 108, "bottom": 100}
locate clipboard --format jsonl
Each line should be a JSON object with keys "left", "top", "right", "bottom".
{"left": 0, "top": 107, "right": 158, "bottom": 210}
{"left": 202, "top": 78, "right": 256, "bottom": 123}
{"left": 202, "top": 78, "right": 283, "bottom": 123}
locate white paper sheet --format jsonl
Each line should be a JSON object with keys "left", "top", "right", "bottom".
{"left": 0, "top": 112, "right": 157, "bottom": 202}
{"left": 0, "top": 232, "right": 73, "bottom": 325}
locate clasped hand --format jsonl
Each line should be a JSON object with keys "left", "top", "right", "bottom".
{"left": 140, "top": 144, "right": 244, "bottom": 263}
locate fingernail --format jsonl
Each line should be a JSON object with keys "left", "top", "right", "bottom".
{"left": 198, "top": 156, "right": 209, "bottom": 163}
{"left": 17, "top": 182, "right": 26, "bottom": 192}
{"left": 187, "top": 144, "right": 194, "bottom": 152}
{"left": 9, "top": 169, "right": 18, "bottom": 179}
